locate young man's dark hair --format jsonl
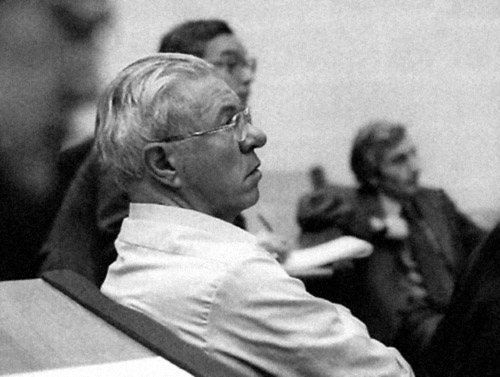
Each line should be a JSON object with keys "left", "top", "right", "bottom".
{"left": 159, "top": 19, "right": 233, "bottom": 57}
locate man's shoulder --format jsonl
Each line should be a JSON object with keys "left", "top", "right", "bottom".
{"left": 56, "top": 138, "right": 98, "bottom": 199}
{"left": 59, "top": 139, "right": 94, "bottom": 175}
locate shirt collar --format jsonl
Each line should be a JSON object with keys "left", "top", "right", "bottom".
{"left": 128, "top": 203, "right": 254, "bottom": 243}
{"left": 378, "top": 193, "right": 403, "bottom": 217}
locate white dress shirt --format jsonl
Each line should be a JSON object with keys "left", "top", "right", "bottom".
{"left": 102, "top": 203, "right": 414, "bottom": 377}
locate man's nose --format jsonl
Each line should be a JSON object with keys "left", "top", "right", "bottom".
{"left": 239, "top": 64, "right": 255, "bottom": 86}
{"left": 239, "top": 123, "right": 267, "bottom": 153}
{"left": 409, "top": 154, "right": 421, "bottom": 174}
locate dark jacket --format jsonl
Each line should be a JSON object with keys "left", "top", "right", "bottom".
{"left": 38, "top": 141, "right": 127, "bottom": 286}
{"left": 426, "top": 222, "right": 500, "bottom": 377}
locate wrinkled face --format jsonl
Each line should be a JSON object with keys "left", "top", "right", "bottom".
{"left": 375, "top": 135, "right": 421, "bottom": 199}
{"left": 203, "top": 34, "right": 255, "bottom": 106}
{"left": 174, "top": 75, "right": 266, "bottom": 222}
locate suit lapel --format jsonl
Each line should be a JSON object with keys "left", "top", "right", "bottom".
{"left": 357, "top": 189, "right": 385, "bottom": 218}
{"left": 413, "top": 192, "right": 456, "bottom": 269}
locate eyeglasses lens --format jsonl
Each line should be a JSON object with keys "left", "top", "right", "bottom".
{"left": 236, "top": 109, "right": 252, "bottom": 141}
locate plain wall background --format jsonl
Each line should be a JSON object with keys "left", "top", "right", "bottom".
{"left": 74, "top": 0, "right": 500, "bottom": 237}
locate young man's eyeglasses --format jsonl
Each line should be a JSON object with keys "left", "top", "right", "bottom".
{"left": 209, "top": 55, "right": 257, "bottom": 76}
{"left": 155, "top": 107, "right": 252, "bottom": 143}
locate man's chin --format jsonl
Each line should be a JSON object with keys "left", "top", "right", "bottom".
{"left": 245, "top": 188, "right": 260, "bottom": 209}
{"left": 225, "top": 190, "right": 259, "bottom": 224}
{"left": 382, "top": 185, "right": 419, "bottom": 200}
{"left": 238, "top": 188, "right": 260, "bottom": 214}
{"left": 403, "top": 183, "right": 420, "bottom": 196}
{"left": 238, "top": 91, "right": 250, "bottom": 106}
{"left": 230, "top": 181, "right": 261, "bottom": 214}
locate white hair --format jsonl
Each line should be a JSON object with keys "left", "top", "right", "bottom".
{"left": 94, "top": 53, "right": 214, "bottom": 185}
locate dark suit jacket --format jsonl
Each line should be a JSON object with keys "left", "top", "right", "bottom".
{"left": 38, "top": 141, "right": 127, "bottom": 286}
{"left": 297, "top": 185, "right": 485, "bottom": 349}
{"left": 426, "top": 222, "right": 500, "bottom": 377}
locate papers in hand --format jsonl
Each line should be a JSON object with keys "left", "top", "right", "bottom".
{"left": 282, "top": 236, "right": 373, "bottom": 275}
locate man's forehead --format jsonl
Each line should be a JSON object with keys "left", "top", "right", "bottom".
{"left": 177, "top": 76, "right": 240, "bottom": 118}
{"left": 383, "top": 136, "right": 416, "bottom": 159}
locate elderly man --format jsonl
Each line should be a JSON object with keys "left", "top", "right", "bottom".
{"left": 97, "top": 53, "right": 413, "bottom": 376}
{"left": 39, "top": 19, "right": 257, "bottom": 285}
{"left": 297, "top": 120, "right": 485, "bottom": 374}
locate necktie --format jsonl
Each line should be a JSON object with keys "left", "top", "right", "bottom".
{"left": 401, "top": 199, "right": 454, "bottom": 308}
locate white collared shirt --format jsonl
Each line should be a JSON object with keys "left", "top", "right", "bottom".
{"left": 102, "top": 203, "right": 413, "bottom": 377}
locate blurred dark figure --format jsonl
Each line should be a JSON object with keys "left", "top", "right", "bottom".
{"left": 0, "top": 0, "right": 110, "bottom": 280}
{"left": 309, "top": 165, "right": 329, "bottom": 191}
{"left": 296, "top": 120, "right": 486, "bottom": 374}
{"left": 38, "top": 19, "right": 256, "bottom": 286}
{"left": 425, "top": 221, "right": 500, "bottom": 377}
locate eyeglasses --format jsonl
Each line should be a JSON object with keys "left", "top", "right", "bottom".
{"left": 209, "top": 55, "right": 257, "bottom": 76}
{"left": 156, "top": 107, "right": 252, "bottom": 143}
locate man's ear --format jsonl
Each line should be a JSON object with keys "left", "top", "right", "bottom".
{"left": 143, "top": 143, "right": 182, "bottom": 188}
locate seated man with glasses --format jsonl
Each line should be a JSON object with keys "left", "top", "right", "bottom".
{"left": 98, "top": 52, "right": 414, "bottom": 377}
{"left": 38, "top": 19, "right": 260, "bottom": 285}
